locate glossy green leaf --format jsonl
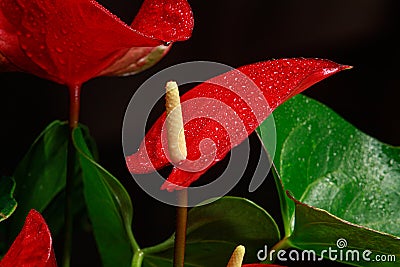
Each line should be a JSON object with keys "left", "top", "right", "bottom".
{"left": 41, "top": 177, "right": 85, "bottom": 237}
{"left": 10, "top": 121, "right": 69, "bottom": 238}
{"left": 7, "top": 120, "right": 137, "bottom": 265}
{"left": 287, "top": 202, "right": 399, "bottom": 266}
{"left": 73, "top": 127, "right": 137, "bottom": 267}
{"left": 142, "top": 197, "right": 280, "bottom": 266}
{"left": 9, "top": 121, "right": 94, "bottom": 240}
{"left": 0, "top": 177, "right": 17, "bottom": 222}
{"left": 42, "top": 123, "right": 97, "bottom": 237}
{"left": 257, "top": 94, "right": 400, "bottom": 266}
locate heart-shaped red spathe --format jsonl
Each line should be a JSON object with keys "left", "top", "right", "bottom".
{"left": 0, "top": 209, "right": 57, "bottom": 267}
{"left": 126, "top": 58, "right": 351, "bottom": 192}
{"left": 0, "top": 0, "right": 193, "bottom": 86}
{"left": 99, "top": 45, "right": 172, "bottom": 77}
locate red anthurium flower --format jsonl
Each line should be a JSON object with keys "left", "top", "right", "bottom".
{"left": 98, "top": 45, "right": 172, "bottom": 77}
{"left": 0, "top": 0, "right": 193, "bottom": 86}
{"left": 126, "top": 58, "right": 350, "bottom": 191}
{"left": 0, "top": 209, "right": 57, "bottom": 267}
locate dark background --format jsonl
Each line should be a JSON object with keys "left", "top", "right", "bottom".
{"left": 1, "top": 0, "right": 399, "bottom": 266}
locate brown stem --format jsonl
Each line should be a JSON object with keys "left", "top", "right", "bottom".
{"left": 173, "top": 189, "right": 188, "bottom": 267}
{"left": 62, "top": 84, "right": 81, "bottom": 267}
{"left": 68, "top": 84, "right": 81, "bottom": 129}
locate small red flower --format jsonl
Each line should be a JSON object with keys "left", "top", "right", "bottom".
{"left": 126, "top": 58, "right": 350, "bottom": 191}
{"left": 0, "top": 0, "right": 193, "bottom": 86}
{"left": 0, "top": 209, "right": 57, "bottom": 267}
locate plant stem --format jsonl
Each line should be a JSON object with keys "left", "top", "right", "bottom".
{"left": 173, "top": 188, "right": 188, "bottom": 267}
{"left": 68, "top": 84, "right": 81, "bottom": 129}
{"left": 131, "top": 249, "right": 144, "bottom": 267}
{"left": 62, "top": 84, "right": 81, "bottom": 267}
{"left": 270, "top": 161, "right": 292, "bottom": 237}
{"left": 262, "top": 237, "right": 291, "bottom": 264}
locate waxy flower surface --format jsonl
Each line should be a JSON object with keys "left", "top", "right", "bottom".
{"left": 127, "top": 58, "right": 350, "bottom": 191}
{"left": 0, "top": 210, "right": 57, "bottom": 267}
{"left": 0, "top": 0, "right": 193, "bottom": 86}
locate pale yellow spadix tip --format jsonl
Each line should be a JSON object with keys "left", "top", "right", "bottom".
{"left": 166, "top": 80, "right": 178, "bottom": 92}
{"left": 226, "top": 245, "right": 245, "bottom": 267}
{"left": 165, "top": 81, "right": 187, "bottom": 163}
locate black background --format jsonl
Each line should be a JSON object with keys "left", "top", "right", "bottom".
{"left": 1, "top": 0, "right": 399, "bottom": 266}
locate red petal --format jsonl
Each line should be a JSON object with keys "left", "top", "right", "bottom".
{"left": 131, "top": 0, "right": 194, "bottom": 41}
{"left": 126, "top": 58, "right": 351, "bottom": 191}
{"left": 0, "top": 0, "right": 193, "bottom": 85}
{"left": 100, "top": 45, "right": 171, "bottom": 77}
{"left": 0, "top": 51, "right": 18, "bottom": 71}
{"left": 0, "top": 209, "right": 57, "bottom": 267}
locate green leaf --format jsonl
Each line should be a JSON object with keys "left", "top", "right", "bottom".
{"left": 41, "top": 177, "right": 85, "bottom": 237}
{"left": 257, "top": 94, "right": 400, "bottom": 266}
{"left": 7, "top": 120, "right": 137, "bottom": 265}
{"left": 42, "top": 124, "right": 97, "bottom": 237}
{"left": 11, "top": 121, "right": 69, "bottom": 238}
{"left": 9, "top": 121, "right": 93, "bottom": 240}
{"left": 142, "top": 197, "right": 280, "bottom": 266}
{"left": 0, "top": 177, "right": 17, "bottom": 222}
{"left": 73, "top": 127, "right": 137, "bottom": 267}
{"left": 288, "top": 202, "right": 399, "bottom": 266}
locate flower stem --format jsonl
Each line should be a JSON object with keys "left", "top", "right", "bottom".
{"left": 131, "top": 249, "right": 144, "bottom": 267}
{"left": 173, "top": 189, "right": 188, "bottom": 267}
{"left": 62, "top": 84, "right": 81, "bottom": 267}
{"left": 262, "top": 237, "right": 291, "bottom": 264}
{"left": 68, "top": 84, "right": 81, "bottom": 129}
